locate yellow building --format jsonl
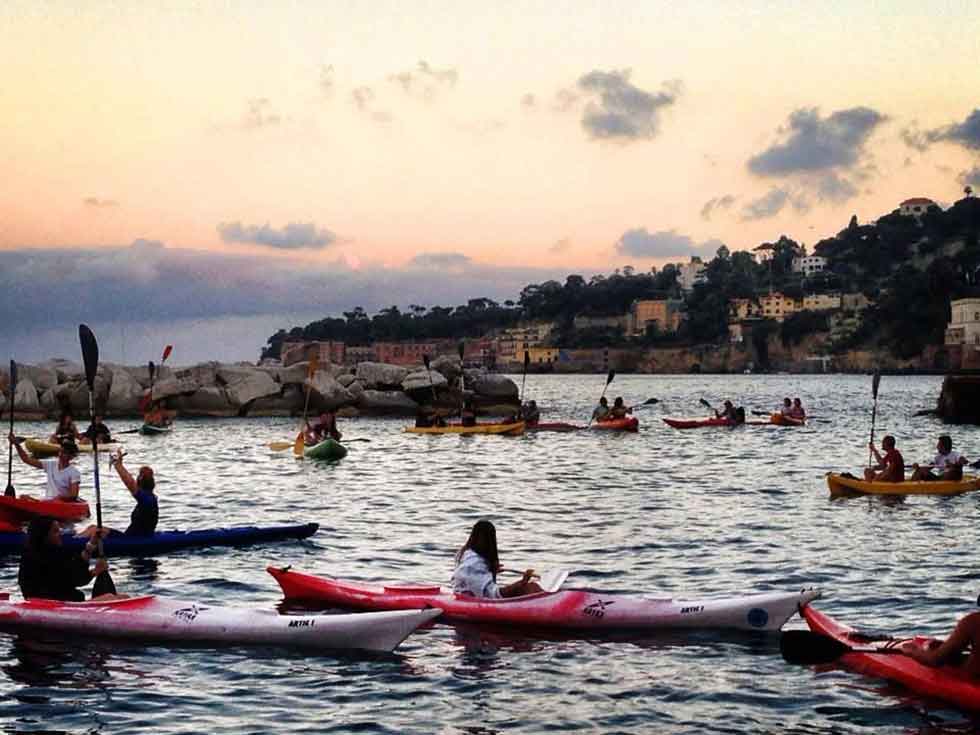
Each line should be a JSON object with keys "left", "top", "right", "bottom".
{"left": 630, "top": 299, "right": 682, "bottom": 335}
{"left": 527, "top": 347, "right": 560, "bottom": 364}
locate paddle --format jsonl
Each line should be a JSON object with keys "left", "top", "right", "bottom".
{"left": 586, "top": 370, "right": 616, "bottom": 427}
{"left": 114, "top": 427, "right": 145, "bottom": 435}
{"left": 270, "top": 437, "right": 371, "bottom": 451}
{"left": 294, "top": 352, "right": 320, "bottom": 457}
{"left": 868, "top": 368, "right": 881, "bottom": 468}
{"left": 5, "top": 360, "right": 16, "bottom": 497}
{"left": 519, "top": 350, "right": 530, "bottom": 407}
{"left": 698, "top": 397, "right": 714, "bottom": 414}
{"left": 79, "top": 324, "right": 116, "bottom": 597}
{"left": 457, "top": 342, "right": 466, "bottom": 418}
{"left": 422, "top": 354, "right": 439, "bottom": 405}
{"left": 630, "top": 398, "right": 659, "bottom": 409}
{"left": 780, "top": 629, "right": 904, "bottom": 665}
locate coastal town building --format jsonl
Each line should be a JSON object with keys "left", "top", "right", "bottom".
{"left": 945, "top": 298, "right": 980, "bottom": 346}
{"left": 899, "top": 197, "right": 937, "bottom": 218}
{"left": 676, "top": 257, "right": 707, "bottom": 291}
{"left": 792, "top": 255, "right": 827, "bottom": 276}
{"left": 281, "top": 340, "right": 346, "bottom": 366}
{"left": 629, "top": 299, "right": 683, "bottom": 335}
{"left": 572, "top": 314, "right": 628, "bottom": 331}
{"left": 731, "top": 292, "right": 847, "bottom": 323}
{"left": 527, "top": 347, "right": 560, "bottom": 364}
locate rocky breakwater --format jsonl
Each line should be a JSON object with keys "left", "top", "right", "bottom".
{"left": 0, "top": 356, "right": 520, "bottom": 419}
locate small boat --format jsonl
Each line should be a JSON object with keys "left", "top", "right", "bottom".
{"left": 662, "top": 416, "right": 733, "bottom": 430}
{"left": 24, "top": 439, "right": 123, "bottom": 458}
{"left": 826, "top": 472, "right": 980, "bottom": 497}
{"left": 0, "top": 496, "right": 91, "bottom": 528}
{"left": 525, "top": 422, "right": 585, "bottom": 432}
{"left": 268, "top": 567, "right": 819, "bottom": 633}
{"left": 591, "top": 416, "right": 639, "bottom": 432}
{"left": 0, "top": 523, "right": 319, "bottom": 556}
{"left": 770, "top": 413, "right": 805, "bottom": 427}
{"left": 797, "top": 604, "right": 980, "bottom": 712}
{"left": 404, "top": 421, "right": 524, "bottom": 436}
{"left": 0, "top": 594, "right": 441, "bottom": 653}
{"left": 139, "top": 423, "right": 173, "bottom": 435}
{"left": 303, "top": 438, "right": 347, "bottom": 461}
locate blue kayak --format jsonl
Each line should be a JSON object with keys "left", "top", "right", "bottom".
{"left": 0, "top": 523, "right": 318, "bottom": 556}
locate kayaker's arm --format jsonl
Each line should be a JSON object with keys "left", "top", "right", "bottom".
{"left": 8, "top": 434, "right": 42, "bottom": 469}
{"left": 898, "top": 613, "right": 979, "bottom": 667}
{"left": 110, "top": 454, "right": 138, "bottom": 495}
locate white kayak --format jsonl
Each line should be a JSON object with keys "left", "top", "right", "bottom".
{"left": 0, "top": 593, "right": 441, "bottom": 653}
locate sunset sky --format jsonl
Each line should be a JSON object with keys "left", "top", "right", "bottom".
{"left": 2, "top": 0, "right": 978, "bottom": 362}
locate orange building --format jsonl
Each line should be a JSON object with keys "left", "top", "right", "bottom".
{"left": 281, "top": 340, "right": 346, "bottom": 366}
{"left": 630, "top": 299, "right": 683, "bottom": 335}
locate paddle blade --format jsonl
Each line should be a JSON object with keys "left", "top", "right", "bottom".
{"left": 79, "top": 325, "right": 99, "bottom": 391}
{"left": 9, "top": 360, "right": 16, "bottom": 394}
{"left": 779, "top": 630, "right": 851, "bottom": 665}
{"left": 605, "top": 370, "right": 615, "bottom": 386}
{"left": 293, "top": 430, "right": 304, "bottom": 457}
{"left": 699, "top": 398, "right": 712, "bottom": 409}
{"left": 423, "top": 354, "right": 431, "bottom": 370}
{"left": 458, "top": 341, "right": 465, "bottom": 360}
{"left": 92, "top": 570, "right": 117, "bottom": 597}
{"left": 148, "top": 360, "right": 156, "bottom": 384}
{"left": 642, "top": 397, "right": 659, "bottom": 405}
{"left": 871, "top": 368, "right": 881, "bottom": 400}
{"left": 539, "top": 569, "right": 569, "bottom": 593}
{"left": 161, "top": 344, "right": 173, "bottom": 363}
{"left": 268, "top": 441, "right": 294, "bottom": 451}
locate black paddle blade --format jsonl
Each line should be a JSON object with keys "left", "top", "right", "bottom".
{"left": 79, "top": 324, "right": 99, "bottom": 391}
{"left": 642, "top": 397, "right": 659, "bottom": 405}
{"left": 458, "top": 342, "right": 465, "bottom": 360}
{"left": 92, "top": 569, "right": 117, "bottom": 597}
{"left": 872, "top": 368, "right": 881, "bottom": 400}
{"left": 780, "top": 630, "right": 851, "bottom": 664}
{"left": 148, "top": 360, "right": 156, "bottom": 383}
{"left": 699, "top": 398, "right": 712, "bottom": 409}
{"left": 423, "top": 354, "right": 431, "bottom": 369}
{"left": 606, "top": 370, "right": 615, "bottom": 385}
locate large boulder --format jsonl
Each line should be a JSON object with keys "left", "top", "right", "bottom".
{"left": 248, "top": 385, "right": 304, "bottom": 415}
{"left": 335, "top": 372, "right": 359, "bottom": 388}
{"left": 38, "top": 359, "right": 84, "bottom": 383}
{"left": 356, "top": 362, "right": 409, "bottom": 389}
{"left": 467, "top": 371, "right": 519, "bottom": 399}
{"left": 402, "top": 369, "right": 448, "bottom": 393}
{"left": 68, "top": 370, "right": 111, "bottom": 416}
{"left": 358, "top": 390, "right": 418, "bottom": 415}
{"left": 172, "top": 387, "right": 235, "bottom": 417}
{"left": 14, "top": 362, "right": 58, "bottom": 391}
{"left": 306, "top": 374, "right": 354, "bottom": 410}
{"left": 14, "top": 379, "right": 40, "bottom": 412}
{"left": 345, "top": 379, "right": 365, "bottom": 402}
{"left": 430, "top": 355, "right": 463, "bottom": 383}
{"left": 152, "top": 363, "right": 216, "bottom": 400}
{"left": 106, "top": 367, "right": 143, "bottom": 414}
{"left": 217, "top": 365, "right": 280, "bottom": 408}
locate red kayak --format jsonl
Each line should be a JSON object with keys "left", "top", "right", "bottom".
{"left": 591, "top": 416, "right": 639, "bottom": 432}
{"left": 268, "top": 567, "right": 819, "bottom": 632}
{"left": 0, "top": 496, "right": 91, "bottom": 527}
{"left": 526, "top": 422, "right": 585, "bottom": 432}
{"left": 802, "top": 605, "right": 980, "bottom": 712}
{"left": 662, "top": 416, "right": 733, "bottom": 429}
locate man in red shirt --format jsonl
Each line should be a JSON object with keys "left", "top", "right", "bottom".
{"left": 864, "top": 435, "right": 905, "bottom": 482}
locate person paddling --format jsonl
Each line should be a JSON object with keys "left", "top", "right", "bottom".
{"left": 460, "top": 399, "right": 477, "bottom": 427}
{"left": 521, "top": 400, "right": 541, "bottom": 426}
{"left": 898, "top": 610, "right": 980, "bottom": 678}
{"left": 80, "top": 412, "right": 112, "bottom": 444}
{"left": 788, "top": 398, "right": 806, "bottom": 420}
{"left": 865, "top": 435, "right": 905, "bottom": 482}
{"left": 592, "top": 396, "right": 610, "bottom": 422}
{"left": 715, "top": 400, "right": 737, "bottom": 422}
{"left": 18, "top": 517, "right": 114, "bottom": 601}
{"left": 778, "top": 397, "right": 792, "bottom": 415}
{"left": 9, "top": 434, "right": 82, "bottom": 502}
{"left": 452, "top": 520, "right": 542, "bottom": 598}
{"left": 48, "top": 413, "right": 80, "bottom": 444}
{"left": 911, "top": 435, "right": 968, "bottom": 481}
{"left": 143, "top": 401, "right": 174, "bottom": 429}
{"left": 306, "top": 411, "right": 342, "bottom": 445}
{"left": 608, "top": 397, "right": 632, "bottom": 420}
{"left": 79, "top": 451, "right": 158, "bottom": 538}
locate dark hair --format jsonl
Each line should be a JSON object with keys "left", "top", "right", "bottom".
{"left": 60, "top": 439, "right": 79, "bottom": 457}
{"left": 25, "top": 517, "right": 57, "bottom": 552}
{"left": 137, "top": 467, "right": 155, "bottom": 492}
{"left": 613, "top": 397, "right": 624, "bottom": 407}
{"left": 599, "top": 397, "right": 608, "bottom": 405}
{"left": 457, "top": 519, "right": 499, "bottom": 580}
{"left": 939, "top": 435, "right": 953, "bottom": 452}
{"left": 883, "top": 435, "right": 896, "bottom": 448}
{"left": 783, "top": 397, "right": 791, "bottom": 404}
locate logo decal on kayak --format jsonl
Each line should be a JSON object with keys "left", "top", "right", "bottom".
{"left": 288, "top": 619, "right": 315, "bottom": 628}
{"left": 174, "top": 605, "right": 206, "bottom": 623}
{"left": 583, "top": 600, "right": 614, "bottom": 619}
{"left": 680, "top": 605, "right": 704, "bottom": 614}
{"left": 747, "top": 608, "right": 769, "bottom": 628}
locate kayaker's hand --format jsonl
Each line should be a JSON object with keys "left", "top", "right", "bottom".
{"left": 521, "top": 569, "right": 536, "bottom": 583}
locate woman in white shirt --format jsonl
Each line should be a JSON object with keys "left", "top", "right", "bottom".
{"left": 452, "top": 520, "right": 543, "bottom": 598}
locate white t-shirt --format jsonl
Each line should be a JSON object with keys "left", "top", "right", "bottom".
{"left": 451, "top": 549, "right": 501, "bottom": 598}
{"left": 933, "top": 450, "right": 964, "bottom": 469}
{"left": 41, "top": 458, "right": 81, "bottom": 500}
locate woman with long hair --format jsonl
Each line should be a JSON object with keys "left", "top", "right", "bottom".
{"left": 452, "top": 520, "right": 542, "bottom": 598}
{"left": 18, "top": 517, "right": 109, "bottom": 601}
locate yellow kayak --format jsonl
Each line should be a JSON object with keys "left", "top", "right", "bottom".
{"left": 404, "top": 421, "right": 525, "bottom": 436}
{"left": 826, "top": 472, "right": 980, "bottom": 497}
{"left": 24, "top": 438, "right": 122, "bottom": 458}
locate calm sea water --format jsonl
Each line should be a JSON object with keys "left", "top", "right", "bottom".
{"left": 1, "top": 374, "right": 978, "bottom": 734}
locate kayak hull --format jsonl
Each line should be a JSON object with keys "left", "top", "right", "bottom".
{"left": 0, "top": 496, "right": 91, "bottom": 528}
{"left": 268, "top": 568, "right": 819, "bottom": 632}
{"left": 303, "top": 439, "right": 347, "bottom": 461}
{"left": 591, "top": 417, "right": 639, "bottom": 432}
{"left": 404, "top": 421, "right": 525, "bottom": 436}
{"left": 0, "top": 523, "right": 319, "bottom": 556}
{"left": 139, "top": 424, "right": 173, "bottom": 435}
{"left": 770, "top": 413, "right": 805, "bottom": 427}
{"left": 663, "top": 416, "right": 732, "bottom": 429}
{"left": 826, "top": 472, "right": 980, "bottom": 497}
{"left": 24, "top": 439, "right": 122, "bottom": 458}
{"left": 0, "top": 595, "right": 440, "bottom": 653}
{"left": 802, "top": 605, "right": 980, "bottom": 712}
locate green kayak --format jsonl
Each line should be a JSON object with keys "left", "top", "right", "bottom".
{"left": 303, "top": 438, "right": 347, "bottom": 461}
{"left": 139, "top": 423, "right": 173, "bottom": 435}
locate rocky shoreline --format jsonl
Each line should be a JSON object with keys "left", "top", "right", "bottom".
{"left": 0, "top": 356, "right": 519, "bottom": 420}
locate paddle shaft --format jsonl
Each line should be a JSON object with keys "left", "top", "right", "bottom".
{"left": 586, "top": 370, "right": 615, "bottom": 427}
{"left": 5, "top": 360, "right": 15, "bottom": 497}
